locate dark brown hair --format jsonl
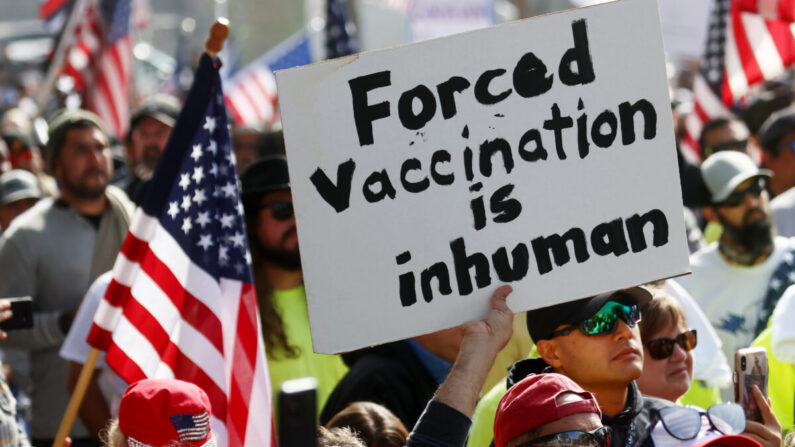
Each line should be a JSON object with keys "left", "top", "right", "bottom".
{"left": 639, "top": 287, "right": 688, "bottom": 343}
{"left": 244, "top": 196, "right": 297, "bottom": 359}
{"left": 326, "top": 402, "right": 409, "bottom": 447}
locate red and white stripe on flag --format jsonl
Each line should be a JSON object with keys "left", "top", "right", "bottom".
{"left": 87, "top": 211, "right": 273, "bottom": 446}
{"left": 723, "top": 1, "right": 795, "bottom": 104}
{"left": 224, "top": 67, "right": 278, "bottom": 128}
{"left": 84, "top": 35, "right": 132, "bottom": 139}
{"left": 737, "top": 0, "right": 795, "bottom": 21}
{"left": 681, "top": 74, "right": 733, "bottom": 162}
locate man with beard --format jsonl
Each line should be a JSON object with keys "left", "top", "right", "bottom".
{"left": 240, "top": 155, "right": 347, "bottom": 423}
{"left": 117, "top": 95, "right": 179, "bottom": 204}
{"left": 676, "top": 151, "right": 795, "bottom": 375}
{"left": 0, "top": 109, "right": 134, "bottom": 446}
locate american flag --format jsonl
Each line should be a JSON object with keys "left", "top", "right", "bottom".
{"left": 682, "top": 0, "right": 734, "bottom": 161}
{"left": 326, "top": 0, "right": 359, "bottom": 59}
{"left": 224, "top": 31, "right": 312, "bottom": 128}
{"left": 84, "top": 0, "right": 132, "bottom": 139}
{"left": 682, "top": 0, "right": 795, "bottom": 160}
{"left": 87, "top": 53, "right": 273, "bottom": 447}
{"left": 52, "top": 0, "right": 132, "bottom": 139}
{"left": 39, "top": 0, "right": 73, "bottom": 35}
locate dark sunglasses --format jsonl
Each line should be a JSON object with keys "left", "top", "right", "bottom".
{"left": 645, "top": 329, "right": 697, "bottom": 360}
{"left": 516, "top": 426, "right": 611, "bottom": 447}
{"left": 550, "top": 301, "right": 641, "bottom": 338}
{"left": 703, "top": 139, "right": 748, "bottom": 159}
{"left": 260, "top": 201, "right": 294, "bottom": 220}
{"left": 657, "top": 403, "right": 745, "bottom": 440}
{"left": 717, "top": 177, "right": 766, "bottom": 207}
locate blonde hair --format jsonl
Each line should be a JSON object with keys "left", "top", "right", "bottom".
{"left": 100, "top": 419, "right": 126, "bottom": 447}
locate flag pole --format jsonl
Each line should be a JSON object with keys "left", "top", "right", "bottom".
{"left": 35, "top": 0, "right": 90, "bottom": 117}
{"left": 52, "top": 348, "right": 100, "bottom": 447}
{"left": 51, "top": 20, "right": 232, "bottom": 447}
{"left": 205, "top": 17, "right": 230, "bottom": 59}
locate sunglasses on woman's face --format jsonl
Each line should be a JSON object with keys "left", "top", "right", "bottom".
{"left": 550, "top": 301, "right": 641, "bottom": 338}
{"left": 645, "top": 329, "right": 697, "bottom": 360}
{"left": 516, "top": 426, "right": 611, "bottom": 447}
{"left": 657, "top": 403, "right": 745, "bottom": 440}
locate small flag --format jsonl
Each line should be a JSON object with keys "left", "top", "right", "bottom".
{"left": 224, "top": 31, "right": 312, "bottom": 128}
{"left": 682, "top": 0, "right": 795, "bottom": 160}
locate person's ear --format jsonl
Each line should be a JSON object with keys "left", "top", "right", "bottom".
{"left": 760, "top": 147, "right": 776, "bottom": 167}
{"left": 537, "top": 339, "right": 563, "bottom": 369}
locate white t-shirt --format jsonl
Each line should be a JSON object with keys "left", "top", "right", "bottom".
{"left": 59, "top": 271, "right": 128, "bottom": 416}
{"left": 676, "top": 236, "right": 795, "bottom": 365}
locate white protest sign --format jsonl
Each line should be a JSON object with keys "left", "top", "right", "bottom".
{"left": 276, "top": 0, "right": 690, "bottom": 354}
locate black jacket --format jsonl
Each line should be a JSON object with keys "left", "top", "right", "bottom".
{"left": 506, "top": 357, "right": 673, "bottom": 447}
{"left": 319, "top": 340, "right": 439, "bottom": 429}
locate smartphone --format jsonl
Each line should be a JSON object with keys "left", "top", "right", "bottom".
{"left": 0, "top": 297, "right": 33, "bottom": 331}
{"left": 278, "top": 377, "right": 318, "bottom": 447}
{"left": 734, "top": 347, "right": 768, "bottom": 422}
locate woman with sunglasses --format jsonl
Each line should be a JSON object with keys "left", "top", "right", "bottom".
{"left": 635, "top": 291, "right": 696, "bottom": 403}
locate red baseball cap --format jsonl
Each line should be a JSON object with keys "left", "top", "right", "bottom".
{"left": 494, "top": 373, "right": 602, "bottom": 447}
{"left": 119, "top": 378, "right": 215, "bottom": 447}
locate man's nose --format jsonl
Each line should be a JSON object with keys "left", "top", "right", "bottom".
{"left": 612, "top": 319, "right": 634, "bottom": 341}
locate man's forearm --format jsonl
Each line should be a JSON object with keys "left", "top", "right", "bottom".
{"left": 434, "top": 341, "right": 501, "bottom": 417}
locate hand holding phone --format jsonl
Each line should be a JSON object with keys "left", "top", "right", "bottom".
{"left": 0, "top": 297, "right": 33, "bottom": 336}
{"left": 734, "top": 347, "right": 768, "bottom": 423}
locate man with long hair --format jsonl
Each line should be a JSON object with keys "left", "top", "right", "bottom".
{"left": 240, "top": 154, "right": 347, "bottom": 421}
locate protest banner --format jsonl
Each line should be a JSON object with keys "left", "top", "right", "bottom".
{"left": 276, "top": 0, "right": 690, "bottom": 354}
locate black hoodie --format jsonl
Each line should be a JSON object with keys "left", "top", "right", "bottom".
{"left": 506, "top": 357, "right": 674, "bottom": 447}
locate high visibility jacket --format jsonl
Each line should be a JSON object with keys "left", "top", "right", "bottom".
{"left": 751, "top": 328, "right": 795, "bottom": 432}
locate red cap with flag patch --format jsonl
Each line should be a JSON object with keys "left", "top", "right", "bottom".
{"left": 494, "top": 373, "right": 601, "bottom": 447}
{"left": 119, "top": 378, "right": 216, "bottom": 447}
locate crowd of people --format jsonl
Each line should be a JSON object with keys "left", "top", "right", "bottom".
{"left": 3, "top": 11, "right": 795, "bottom": 447}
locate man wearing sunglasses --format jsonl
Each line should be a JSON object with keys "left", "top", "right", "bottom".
{"left": 469, "top": 286, "right": 781, "bottom": 447}
{"left": 698, "top": 117, "right": 752, "bottom": 161}
{"left": 676, "top": 151, "right": 795, "bottom": 378}
{"left": 498, "top": 286, "right": 670, "bottom": 447}
{"left": 240, "top": 155, "right": 348, "bottom": 423}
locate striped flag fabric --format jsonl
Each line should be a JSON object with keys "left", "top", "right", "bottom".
{"left": 683, "top": 0, "right": 795, "bottom": 160}
{"left": 49, "top": 0, "right": 132, "bottom": 139}
{"left": 737, "top": 0, "right": 795, "bottom": 21}
{"left": 87, "top": 53, "right": 273, "bottom": 447}
{"left": 223, "top": 31, "right": 312, "bottom": 128}
{"left": 681, "top": 0, "right": 733, "bottom": 161}
{"left": 82, "top": 0, "right": 133, "bottom": 139}
{"left": 39, "top": 0, "right": 73, "bottom": 35}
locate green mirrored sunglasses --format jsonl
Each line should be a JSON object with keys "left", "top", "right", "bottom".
{"left": 550, "top": 301, "right": 641, "bottom": 338}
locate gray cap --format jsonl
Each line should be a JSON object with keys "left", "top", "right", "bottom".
{"left": 701, "top": 151, "right": 772, "bottom": 203}
{"left": 130, "top": 94, "right": 180, "bottom": 130}
{"left": 0, "top": 170, "right": 41, "bottom": 205}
